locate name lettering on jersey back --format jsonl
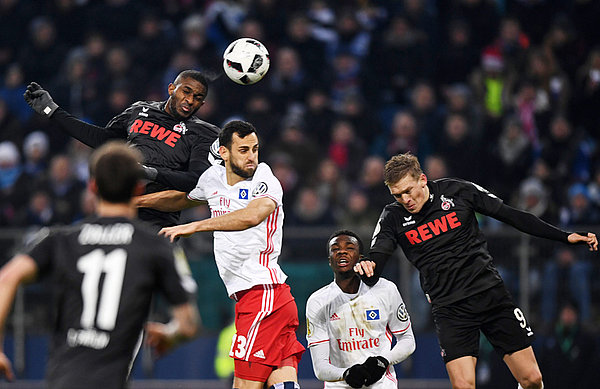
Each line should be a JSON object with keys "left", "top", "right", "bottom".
{"left": 129, "top": 119, "right": 181, "bottom": 148}
{"left": 405, "top": 211, "right": 461, "bottom": 245}
{"left": 78, "top": 223, "right": 134, "bottom": 245}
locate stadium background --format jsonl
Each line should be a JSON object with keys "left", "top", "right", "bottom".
{"left": 0, "top": 0, "right": 599, "bottom": 388}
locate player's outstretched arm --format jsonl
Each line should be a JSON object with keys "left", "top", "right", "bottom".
{"left": 145, "top": 302, "right": 200, "bottom": 356}
{"left": 567, "top": 232, "right": 598, "bottom": 251}
{"left": 134, "top": 190, "right": 201, "bottom": 212}
{"left": 24, "top": 82, "right": 126, "bottom": 148}
{"left": 0, "top": 255, "right": 38, "bottom": 381}
{"left": 159, "top": 197, "right": 276, "bottom": 242}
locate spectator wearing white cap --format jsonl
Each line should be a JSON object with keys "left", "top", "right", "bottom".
{"left": 23, "top": 130, "right": 49, "bottom": 176}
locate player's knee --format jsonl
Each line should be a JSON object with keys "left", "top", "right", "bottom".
{"left": 518, "top": 371, "right": 543, "bottom": 389}
{"left": 268, "top": 381, "right": 299, "bottom": 389}
{"left": 451, "top": 377, "right": 475, "bottom": 389}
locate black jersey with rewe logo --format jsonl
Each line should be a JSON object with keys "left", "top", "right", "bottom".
{"left": 24, "top": 217, "right": 194, "bottom": 389}
{"left": 106, "top": 101, "right": 221, "bottom": 228}
{"left": 52, "top": 102, "right": 221, "bottom": 229}
{"left": 369, "top": 178, "right": 505, "bottom": 307}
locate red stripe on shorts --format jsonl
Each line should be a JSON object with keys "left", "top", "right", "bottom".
{"left": 243, "top": 285, "right": 274, "bottom": 360}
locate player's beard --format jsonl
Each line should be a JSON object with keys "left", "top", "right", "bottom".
{"left": 231, "top": 160, "right": 256, "bottom": 179}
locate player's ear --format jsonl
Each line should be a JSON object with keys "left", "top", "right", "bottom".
{"left": 420, "top": 173, "right": 428, "bottom": 186}
{"left": 167, "top": 83, "right": 175, "bottom": 96}
{"left": 219, "top": 145, "right": 229, "bottom": 160}
{"left": 88, "top": 179, "right": 98, "bottom": 195}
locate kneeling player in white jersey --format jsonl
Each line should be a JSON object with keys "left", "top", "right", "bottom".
{"left": 135, "top": 120, "right": 305, "bottom": 389}
{"left": 306, "top": 230, "right": 415, "bottom": 388}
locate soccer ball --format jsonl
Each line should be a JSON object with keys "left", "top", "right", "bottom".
{"left": 223, "top": 38, "right": 270, "bottom": 85}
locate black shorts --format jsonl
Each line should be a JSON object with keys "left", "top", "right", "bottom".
{"left": 431, "top": 284, "right": 534, "bottom": 363}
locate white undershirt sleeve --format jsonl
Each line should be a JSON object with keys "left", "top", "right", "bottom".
{"left": 309, "top": 342, "right": 347, "bottom": 382}
{"left": 380, "top": 324, "right": 416, "bottom": 365}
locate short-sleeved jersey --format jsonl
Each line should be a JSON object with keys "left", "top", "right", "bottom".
{"left": 370, "top": 178, "right": 504, "bottom": 307}
{"left": 306, "top": 278, "right": 412, "bottom": 388}
{"left": 106, "top": 101, "right": 221, "bottom": 228}
{"left": 188, "top": 163, "right": 287, "bottom": 296}
{"left": 24, "top": 216, "right": 193, "bottom": 389}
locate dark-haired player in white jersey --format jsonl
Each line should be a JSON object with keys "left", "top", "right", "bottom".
{"left": 23, "top": 70, "right": 221, "bottom": 229}
{"left": 135, "top": 120, "right": 305, "bottom": 389}
{"left": 355, "top": 153, "right": 597, "bottom": 389}
{"left": 306, "top": 230, "right": 415, "bottom": 389}
{"left": 0, "top": 142, "right": 199, "bottom": 388}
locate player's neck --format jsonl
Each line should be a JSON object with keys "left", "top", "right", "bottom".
{"left": 96, "top": 200, "right": 136, "bottom": 219}
{"left": 335, "top": 275, "right": 360, "bottom": 294}
{"left": 225, "top": 169, "right": 247, "bottom": 186}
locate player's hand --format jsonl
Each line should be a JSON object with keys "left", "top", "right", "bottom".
{"left": 343, "top": 364, "right": 370, "bottom": 388}
{"left": 0, "top": 352, "right": 15, "bottom": 382}
{"left": 159, "top": 223, "right": 196, "bottom": 242}
{"left": 23, "top": 82, "right": 59, "bottom": 117}
{"left": 353, "top": 260, "right": 375, "bottom": 278}
{"left": 568, "top": 232, "right": 598, "bottom": 251}
{"left": 362, "top": 356, "right": 389, "bottom": 386}
{"left": 145, "top": 321, "right": 176, "bottom": 357}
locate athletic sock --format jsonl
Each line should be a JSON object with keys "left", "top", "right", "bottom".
{"left": 269, "top": 381, "right": 300, "bottom": 389}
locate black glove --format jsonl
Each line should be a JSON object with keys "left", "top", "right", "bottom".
{"left": 343, "top": 364, "right": 370, "bottom": 388}
{"left": 362, "top": 356, "right": 389, "bottom": 386}
{"left": 142, "top": 165, "right": 158, "bottom": 180}
{"left": 23, "top": 82, "right": 59, "bottom": 117}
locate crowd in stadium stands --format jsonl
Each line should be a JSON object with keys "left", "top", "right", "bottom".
{"left": 0, "top": 0, "right": 599, "bottom": 328}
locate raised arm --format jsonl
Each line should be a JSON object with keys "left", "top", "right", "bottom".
{"left": 134, "top": 190, "right": 202, "bottom": 213}
{"left": 159, "top": 197, "right": 276, "bottom": 242}
{"left": 145, "top": 302, "right": 200, "bottom": 356}
{"left": 24, "top": 82, "right": 126, "bottom": 148}
{"left": 492, "top": 203, "right": 598, "bottom": 251}
{"left": 0, "top": 255, "right": 39, "bottom": 381}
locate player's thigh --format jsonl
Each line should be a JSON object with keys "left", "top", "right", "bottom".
{"left": 233, "top": 376, "right": 265, "bottom": 389}
{"left": 480, "top": 290, "right": 534, "bottom": 356}
{"left": 266, "top": 365, "right": 298, "bottom": 387}
{"left": 432, "top": 304, "right": 481, "bottom": 363}
{"left": 503, "top": 347, "right": 542, "bottom": 386}
{"left": 445, "top": 356, "right": 477, "bottom": 389}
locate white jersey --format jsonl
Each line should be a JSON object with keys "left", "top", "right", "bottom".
{"left": 188, "top": 163, "right": 287, "bottom": 296}
{"left": 306, "top": 278, "right": 412, "bottom": 389}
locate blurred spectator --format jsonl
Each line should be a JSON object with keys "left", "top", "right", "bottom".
{"left": 85, "top": 0, "right": 142, "bottom": 43}
{"left": 423, "top": 154, "right": 448, "bottom": 181}
{"left": 326, "top": 120, "right": 366, "bottom": 179}
{"left": 22, "top": 131, "right": 49, "bottom": 177}
{"left": 370, "top": 14, "right": 430, "bottom": 105}
{"left": 178, "top": 14, "right": 221, "bottom": 74}
{"left": 488, "top": 116, "right": 533, "bottom": 201}
{"left": 269, "top": 153, "right": 299, "bottom": 211}
{"left": 488, "top": 16, "right": 530, "bottom": 75}
{"left": 36, "top": 155, "right": 85, "bottom": 225}
{"left": 437, "top": 19, "right": 479, "bottom": 86}
{"left": 16, "top": 190, "right": 56, "bottom": 227}
{"left": 517, "top": 177, "right": 559, "bottom": 226}
{"left": 303, "top": 88, "right": 335, "bottom": 145}
{"left": 407, "top": 81, "right": 442, "bottom": 160}
{"left": 312, "top": 158, "right": 349, "bottom": 216}
{"left": 267, "top": 46, "right": 309, "bottom": 113}
{"left": 539, "top": 116, "right": 582, "bottom": 184}
{"left": 540, "top": 301, "right": 599, "bottom": 389}
{"left": 0, "top": 141, "right": 26, "bottom": 225}
{"left": 0, "top": 97, "right": 24, "bottom": 147}
{"left": 0, "top": 63, "right": 32, "bottom": 122}
{"left": 439, "top": 0, "right": 499, "bottom": 52}
{"left": 283, "top": 13, "right": 327, "bottom": 83}
{"left": 559, "top": 182, "right": 600, "bottom": 227}
{"left": 326, "top": 9, "right": 371, "bottom": 62}
{"left": 373, "top": 110, "right": 419, "bottom": 160}
{"left": 337, "top": 187, "right": 378, "bottom": 231}
{"left": 18, "top": 16, "right": 67, "bottom": 84}
{"left": 356, "top": 155, "right": 390, "bottom": 213}
{"left": 573, "top": 47, "right": 600, "bottom": 138}
{"left": 49, "top": 49, "right": 91, "bottom": 119}
{"left": 337, "top": 93, "right": 380, "bottom": 144}
{"left": 436, "top": 113, "right": 478, "bottom": 182}
{"left": 542, "top": 16, "right": 585, "bottom": 82}
{"left": 0, "top": 0, "right": 34, "bottom": 74}
{"left": 287, "top": 186, "right": 336, "bottom": 227}
{"left": 66, "top": 139, "right": 92, "bottom": 183}
{"left": 542, "top": 247, "right": 592, "bottom": 325}
{"left": 204, "top": 0, "right": 248, "bottom": 53}
{"left": 267, "top": 119, "right": 319, "bottom": 177}
{"left": 243, "top": 93, "right": 279, "bottom": 144}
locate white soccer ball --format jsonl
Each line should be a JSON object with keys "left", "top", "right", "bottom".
{"left": 223, "top": 38, "right": 270, "bottom": 85}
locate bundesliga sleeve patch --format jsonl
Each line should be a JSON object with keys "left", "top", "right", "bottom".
{"left": 366, "top": 309, "right": 380, "bottom": 321}
{"left": 252, "top": 182, "right": 268, "bottom": 197}
{"left": 397, "top": 303, "right": 409, "bottom": 322}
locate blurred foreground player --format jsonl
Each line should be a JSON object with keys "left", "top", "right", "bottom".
{"left": 355, "top": 153, "right": 597, "bottom": 389}
{"left": 23, "top": 70, "right": 221, "bottom": 229}
{"left": 306, "top": 230, "right": 415, "bottom": 388}
{"left": 0, "top": 142, "right": 199, "bottom": 388}
{"left": 136, "top": 120, "right": 305, "bottom": 389}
